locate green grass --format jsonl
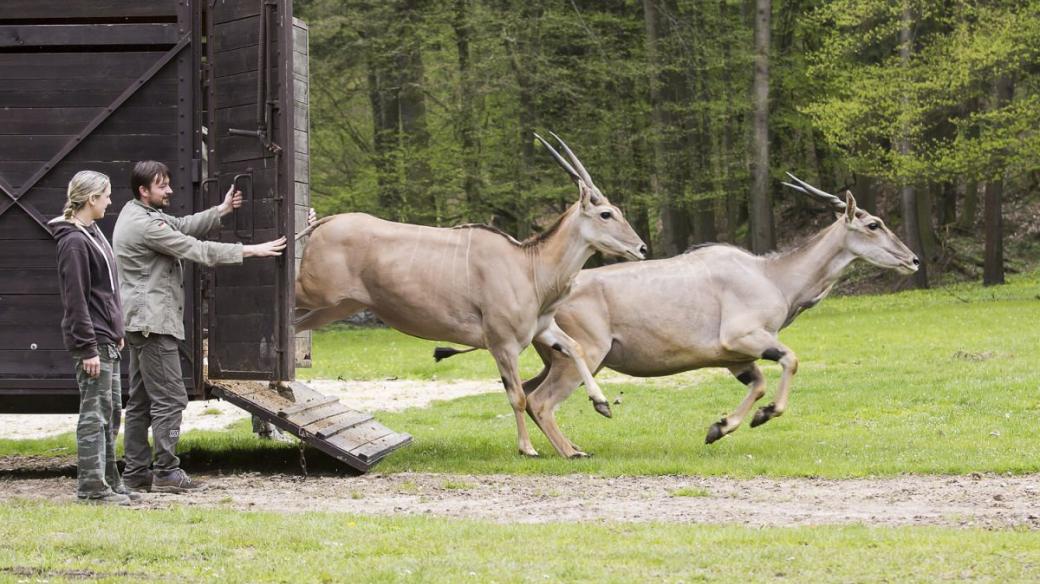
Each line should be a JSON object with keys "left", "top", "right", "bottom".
{"left": 324, "top": 270, "right": 1039, "bottom": 477}
{"left": 3, "top": 271, "right": 1038, "bottom": 478}
{"left": 671, "top": 487, "right": 711, "bottom": 498}
{"left": 296, "top": 325, "right": 544, "bottom": 381}
{"left": 2, "top": 501, "right": 1039, "bottom": 582}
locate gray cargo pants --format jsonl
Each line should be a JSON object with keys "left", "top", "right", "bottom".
{"left": 123, "top": 331, "right": 188, "bottom": 482}
{"left": 75, "top": 343, "right": 125, "bottom": 499}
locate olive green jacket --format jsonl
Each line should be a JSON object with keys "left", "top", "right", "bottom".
{"left": 113, "top": 199, "right": 243, "bottom": 340}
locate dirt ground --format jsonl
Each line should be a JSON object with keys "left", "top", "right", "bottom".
{"left": 1, "top": 377, "right": 1038, "bottom": 528}
{"left": 1, "top": 460, "right": 1038, "bottom": 528}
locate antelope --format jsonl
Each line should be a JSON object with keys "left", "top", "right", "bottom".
{"left": 293, "top": 134, "right": 647, "bottom": 456}
{"left": 440, "top": 175, "right": 919, "bottom": 457}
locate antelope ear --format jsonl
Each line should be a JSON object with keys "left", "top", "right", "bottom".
{"left": 579, "top": 183, "right": 602, "bottom": 209}
{"left": 844, "top": 191, "right": 858, "bottom": 223}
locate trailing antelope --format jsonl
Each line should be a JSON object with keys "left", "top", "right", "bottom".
{"left": 441, "top": 175, "right": 918, "bottom": 457}
{"left": 294, "top": 134, "right": 647, "bottom": 456}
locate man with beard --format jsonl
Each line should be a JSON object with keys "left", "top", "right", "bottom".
{"left": 113, "top": 160, "right": 286, "bottom": 493}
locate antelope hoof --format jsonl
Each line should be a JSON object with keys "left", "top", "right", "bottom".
{"left": 592, "top": 399, "right": 613, "bottom": 418}
{"left": 519, "top": 448, "right": 540, "bottom": 458}
{"left": 705, "top": 418, "right": 728, "bottom": 444}
{"left": 750, "top": 404, "right": 777, "bottom": 428}
{"left": 568, "top": 450, "right": 592, "bottom": 459}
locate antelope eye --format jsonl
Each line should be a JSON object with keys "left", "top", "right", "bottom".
{"left": 600, "top": 211, "right": 613, "bottom": 220}
{"left": 867, "top": 222, "right": 880, "bottom": 231}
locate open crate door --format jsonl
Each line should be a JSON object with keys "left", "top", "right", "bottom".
{"left": 205, "top": 0, "right": 297, "bottom": 381}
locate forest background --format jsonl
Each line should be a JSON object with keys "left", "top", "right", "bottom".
{"left": 296, "top": 0, "right": 1040, "bottom": 291}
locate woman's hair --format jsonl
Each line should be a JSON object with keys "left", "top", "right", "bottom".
{"left": 63, "top": 170, "right": 111, "bottom": 220}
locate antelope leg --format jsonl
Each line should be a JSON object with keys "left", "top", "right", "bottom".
{"left": 293, "top": 301, "right": 364, "bottom": 332}
{"left": 490, "top": 345, "right": 538, "bottom": 457}
{"left": 705, "top": 364, "right": 767, "bottom": 444}
{"left": 750, "top": 344, "right": 798, "bottom": 428}
{"left": 709, "top": 330, "right": 798, "bottom": 442}
{"left": 526, "top": 353, "right": 590, "bottom": 458}
{"left": 535, "top": 324, "right": 611, "bottom": 418}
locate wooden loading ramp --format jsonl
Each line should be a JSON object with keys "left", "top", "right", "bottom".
{"left": 207, "top": 381, "right": 412, "bottom": 473}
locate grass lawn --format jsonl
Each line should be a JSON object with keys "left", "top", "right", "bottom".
{"left": 3, "top": 270, "right": 1039, "bottom": 478}
{"left": 2, "top": 272, "right": 1037, "bottom": 582}
{"left": 305, "top": 270, "right": 1040, "bottom": 477}
{"left": 2, "top": 501, "right": 1039, "bottom": 583}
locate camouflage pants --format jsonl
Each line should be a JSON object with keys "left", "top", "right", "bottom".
{"left": 123, "top": 332, "right": 189, "bottom": 481}
{"left": 75, "top": 343, "right": 125, "bottom": 499}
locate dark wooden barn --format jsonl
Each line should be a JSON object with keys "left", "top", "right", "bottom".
{"left": 0, "top": 1, "right": 411, "bottom": 471}
{"left": 0, "top": 0, "right": 309, "bottom": 412}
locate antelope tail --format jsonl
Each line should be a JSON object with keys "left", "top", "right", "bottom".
{"left": 294, "top": 216, "right": 335, "bottom": 242}
{"left": 433, "top": 346, "right": 479, "bottom": 362}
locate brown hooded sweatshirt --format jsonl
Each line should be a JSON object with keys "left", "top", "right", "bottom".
{"left": 49, "top": 218, "right": 125, "bottom": 359}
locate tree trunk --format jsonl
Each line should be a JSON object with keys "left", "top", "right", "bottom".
{"left": 984, "top": 74, "right": 1013, "bottom": 286}
{"left": 718, "top": 0, "right": 742, "bottom": 243}
{"left": 898, "top": 6, "right": 928, "bottom": 288}
{"left": 453, "top": 0, "right": 482, "bottom": 221}
{"left": 937, "top": 181, "right": 957, "bottom": 226}
{"left": 856, "top": 174, "right": 877, "bottom": 215}
{"left": 689, "top": 3, "right": 716, "bottom": 244}
{"left": 397, "top": 2, "right": 432, "bottom": 223}
{"left": 644, "top": 0, "right": 689, "bottom": 255}
{"left": 958, "top": 179, "right": 978, "bottom": 232}
{"left": 502, "top": 1, "right": 543, "bottom": 238}
{"left": 917, "top": 184, "right": 938, "bottom": 263}
{"left": 366, "top": 42, "right": 402, "bottom": 218}
{"left": 749, "top": 0, "right": 774, "bottom": 253}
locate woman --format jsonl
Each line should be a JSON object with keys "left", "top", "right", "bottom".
{"left": 48, "top": 171, "right": 136, "bottom": 505}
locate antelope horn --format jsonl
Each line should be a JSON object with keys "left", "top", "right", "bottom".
{"left": 548, "top": 131, "right": 595, "bottom": 187}
{"left": 535, "top": 133, "right": 581, "bottom": 184}
{"left": 782, "top": 172, "right": 847, "bottom": 211}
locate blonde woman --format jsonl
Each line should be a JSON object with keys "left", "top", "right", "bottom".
{"left": 48, "top": 171, "right": 135, "bottom": 505}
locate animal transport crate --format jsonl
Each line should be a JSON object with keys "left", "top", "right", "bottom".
{"left": 0, "top": 0, "right": 410, "bottom": 470}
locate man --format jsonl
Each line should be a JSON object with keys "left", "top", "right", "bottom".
{"left": 113, "top": 161, "right": 286, "bottom": 493}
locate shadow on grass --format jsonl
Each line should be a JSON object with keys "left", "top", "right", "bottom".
{"left": 177, "top": 443, "right": 364, "bottom": 477}
{"left": 0, "top": 444, "right": 363, "bottom": 480}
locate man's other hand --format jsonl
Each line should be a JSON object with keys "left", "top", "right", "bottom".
{"left": 243, "top": 236, "right": 287, "bottom": 258}
{"left": 218, "top": 185, "right": 243, "bottom": 216}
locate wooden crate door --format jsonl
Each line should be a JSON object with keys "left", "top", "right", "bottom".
{"left": 0, "top": 0, "right": 198, "bottom": 407}
{"left": 206, "top": 0, "right": 296, "bottom": 381}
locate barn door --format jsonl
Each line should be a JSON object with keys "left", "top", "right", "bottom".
{"left": 205, "top": 0, "right": 298, "bottom": 381}
{"left": 0, "top": 0, "right": 200, "bottom": 411}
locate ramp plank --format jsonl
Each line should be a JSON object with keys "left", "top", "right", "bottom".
{"left": 312, "top": 411, "right": 374, "bottom": 439}
{"left": 207, "top": 381, "right": 411, "bottom": 472}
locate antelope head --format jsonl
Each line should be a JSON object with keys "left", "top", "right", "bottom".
{"left": 535, "top": 132, "right": 647, "bottom": 261}
{"left": 783, "top": 173, "right": 920, "bottom": 275}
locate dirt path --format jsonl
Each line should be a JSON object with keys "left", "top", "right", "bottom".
{"left": 1, "top": 457, "right": 1037, "bottom": 528}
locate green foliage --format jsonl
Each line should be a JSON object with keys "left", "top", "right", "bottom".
{"left": 295, "top": 0, "right": 1038, "bottom": 274}
{"left": 805, "top": 0, "right": 1040, "bottom": 183}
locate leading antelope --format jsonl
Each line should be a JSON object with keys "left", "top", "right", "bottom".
{"left": 294, "top": 134, "right": 647, "bottom": 456}
{"left": 441, "top": 175, "right": 918, "bottom": 457}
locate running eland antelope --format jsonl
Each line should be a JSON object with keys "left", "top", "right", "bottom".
{"left": 293, "top": 134, "right": 647, "bottom": 456}
{"left": 440, "top": 175, "right": 918, "bottom": 457}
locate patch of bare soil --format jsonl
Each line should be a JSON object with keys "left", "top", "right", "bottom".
{"left": 1, "top": 463, "right": 1038, "bottom": 528}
